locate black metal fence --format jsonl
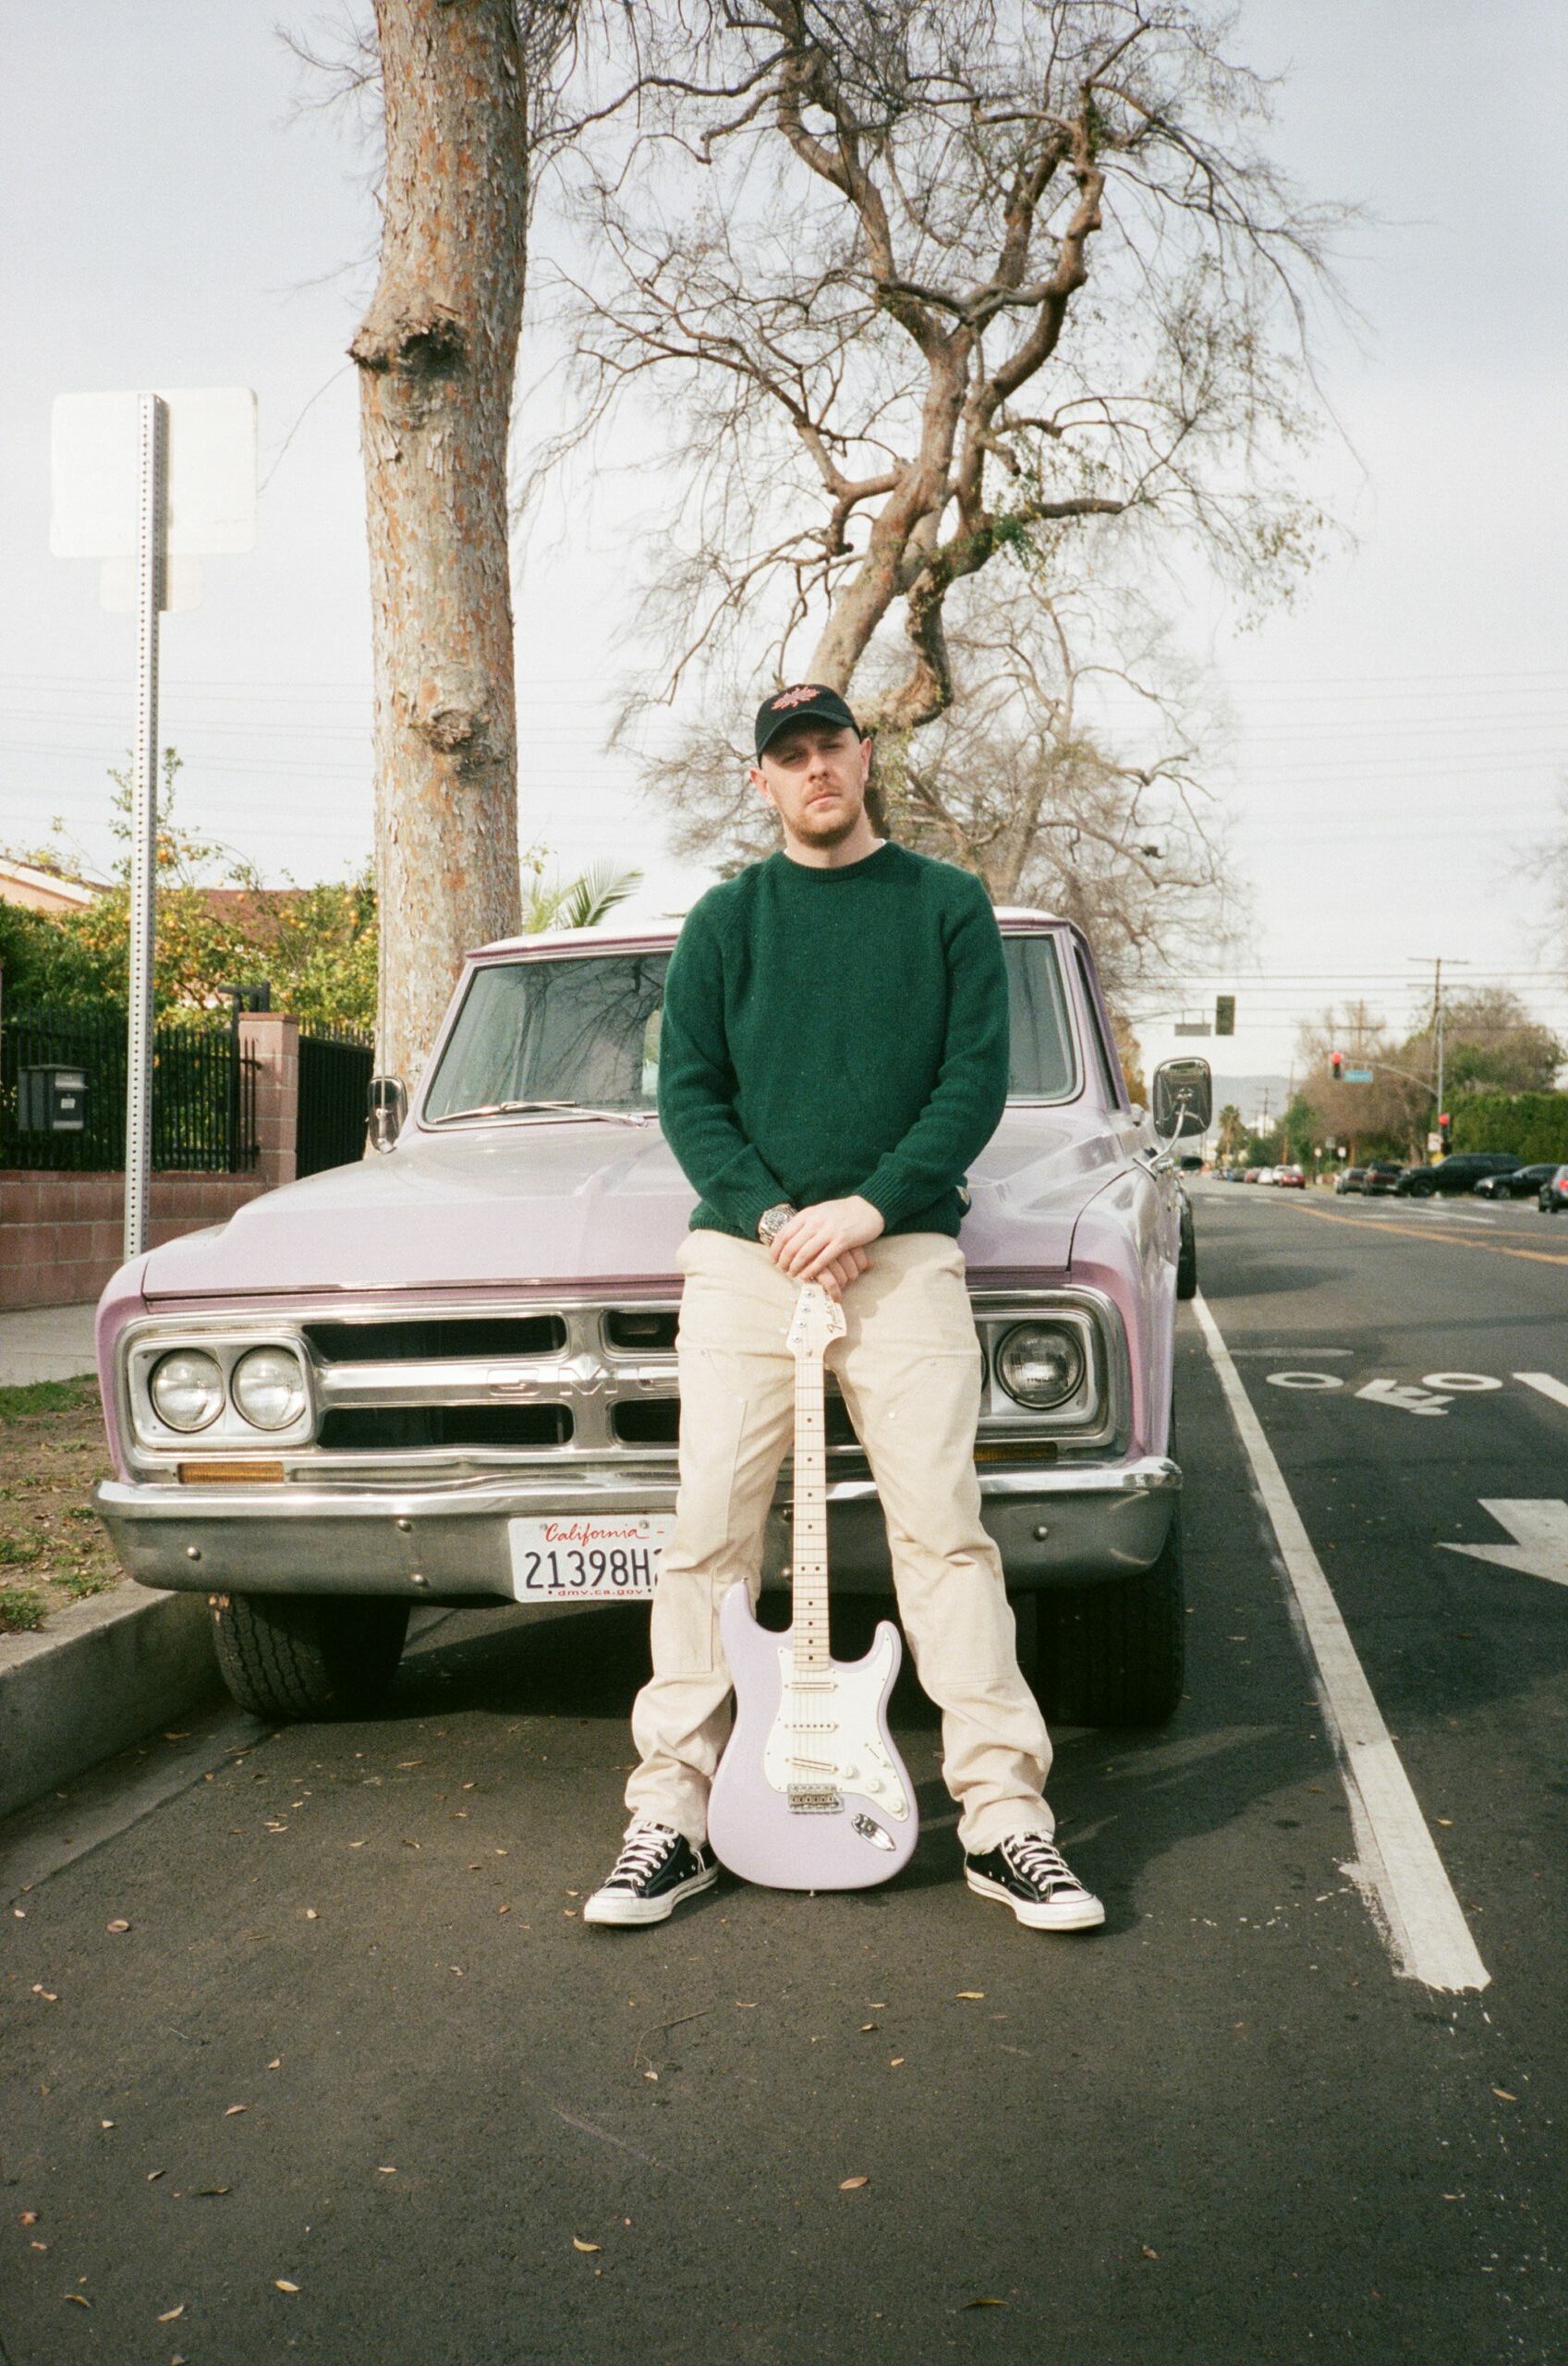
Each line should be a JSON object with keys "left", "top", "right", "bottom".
{"left": 297, "top": 1029, "right": 373, "bottom": 1177}
{"left": 0, "top": 1009, "right": 259, "bottom": 1175}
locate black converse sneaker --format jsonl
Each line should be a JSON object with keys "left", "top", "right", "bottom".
{"left": 583, "top": 1820, "right": 718, "bottom": 1927}
{"left": 964, "top": 1833, "right": 1105, "bottom": 1931}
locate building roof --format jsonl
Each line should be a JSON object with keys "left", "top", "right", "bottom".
{"left": 0, "top": 856, "right": 110, "bottom": 916}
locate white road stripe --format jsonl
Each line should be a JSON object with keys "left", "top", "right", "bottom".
{"left": 1191, "top": 1292, "right": 1489, "bottom": 1994}
{"left": 1516, "top": 1371, "right": 1568, "bottom": 1411}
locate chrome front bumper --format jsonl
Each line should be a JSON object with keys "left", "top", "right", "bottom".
{"left": 95, "top": 1457, "right": 1180, "bottom": 1602}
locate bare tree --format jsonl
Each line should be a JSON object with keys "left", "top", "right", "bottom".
{"left": 350, "top": 0, "right": 578, "bottom": 1080}
{"left": 641, "top": 567, "right": 1239, "bottom": 1009}
{"left": 545, "top": 0, "right": 1344, "bottom": 737}
{"left": 1294, "top": 1004, "right": 1428, "bottom": 1155}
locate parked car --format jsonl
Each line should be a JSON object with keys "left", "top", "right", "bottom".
{"left": 92, "top": 913, "right": 1205, "bottom": 1733}
{"left": 1395, "top": 1152, "right": 1522, "bottom": 1198}
{"left": 1539, "top": 1166, "right": 1568, "bottom": 1213}
{"left": 1334, "top": 1166, "right": 1366, "bottom": 1195}
{"left": 1362, "top": 1160, "right": 1405, "bottom": 1196}
{"left": 1475, "top": 1161, "right": 1560, "bottom": 1201}
{"left": 1273, "top": 1165, "right": 1306, "bottom": 1189}
{"left": 1243, "top": 1167, "right": 1260, "bottom": 1184}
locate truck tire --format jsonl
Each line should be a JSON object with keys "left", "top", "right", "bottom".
{"left": 1176, "top": 1197, "right": 1197, "bottom": 1299}
{"left": 1029, "top": 1502, "right": 1185, "bottom": 1727}
{"left": 208, "top": 1592, "right": 410, "bottom": 1721}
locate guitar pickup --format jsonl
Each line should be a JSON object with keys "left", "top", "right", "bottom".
{"left": 786, "top": 1787, "right": 844, "bottom": 1814}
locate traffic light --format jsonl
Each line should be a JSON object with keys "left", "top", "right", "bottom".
{"left": 1215, "top": 994, "right": 1235, "bottom": 1037}
{"left": 1439, "top": 1112, "right": 1452, "bottom": 1147}
{"left": 1330, "top": 1052, "right": 1343, "bottom": 1080}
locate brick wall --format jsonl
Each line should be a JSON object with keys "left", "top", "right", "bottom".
{"left": 0, "top": 1171, "right": 270, "bottom": 1311}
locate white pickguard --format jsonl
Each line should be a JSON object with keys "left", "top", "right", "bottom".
{"left": 761, "top": 1631, "right": 911, "bottom": 1822}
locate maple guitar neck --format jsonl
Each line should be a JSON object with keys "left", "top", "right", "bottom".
{"left": 791, "top": 1334, "right": 832, "bottom": 1673}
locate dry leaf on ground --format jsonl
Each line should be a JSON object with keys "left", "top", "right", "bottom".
{"left": 274, "top": 2278, "right": 300, "bottom": 2293}
{"left": 838, "top": 2176, "right": 869, "bottom": 2191}
{"left": 106, "top": 1919, "right": 130, "bottom": 1933}
{"left": 157, "top": 2304, "right": 186, "bottom": 2322}
{"left": 572, "top": 2238, "right": 602, "bottom": 2253}
{"left": 962, "top": 2298, "right": 1007, "bottom": 2308}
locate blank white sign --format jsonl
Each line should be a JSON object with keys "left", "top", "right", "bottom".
{"left": 51, "top": 387, "right": 257, "bottom": 557}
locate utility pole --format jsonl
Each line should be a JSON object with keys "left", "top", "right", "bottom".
{"left": 1408, "top": 955, "right": 1469, "bottom": 1154}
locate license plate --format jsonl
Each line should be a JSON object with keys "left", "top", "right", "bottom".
{"left": 506, "top": 1515, "right": 673, "bottom": 1601}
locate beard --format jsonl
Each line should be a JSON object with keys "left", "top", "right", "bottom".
{"left": 790, "top": 795, "right": 862, "bottom": 848}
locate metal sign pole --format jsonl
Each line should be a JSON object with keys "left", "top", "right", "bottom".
{"left": 124, "top": 393, "right": 165, "bottom": 1261}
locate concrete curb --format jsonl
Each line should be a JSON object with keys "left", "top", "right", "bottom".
{"left": 0, "top": 1582, "right": 222, "bottom": 1822}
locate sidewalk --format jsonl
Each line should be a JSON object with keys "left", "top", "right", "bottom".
{"left": 0, "top": 1301, "right": 98, "bottom": 1386}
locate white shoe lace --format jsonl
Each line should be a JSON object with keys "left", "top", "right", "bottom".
{"left": 606, "top": 1821, "right": 679, "bottom": 1889}
{"left": 1003, "top": 1834, "right": 1085, "bottom": 1896}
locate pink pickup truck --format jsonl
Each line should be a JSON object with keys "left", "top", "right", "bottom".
{"left": 93, "top": 912, "right": 1209, "bottom": 1728}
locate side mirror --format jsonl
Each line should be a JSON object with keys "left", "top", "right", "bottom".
{"left": 367, "top": 1075, "right": 408, "bottom": 1155}
{"left": 1151, "top": 1056, "right": 1212, "bottom": 1143}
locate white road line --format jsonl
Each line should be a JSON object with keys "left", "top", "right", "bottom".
{"left": 1191, "top": 1290, "right": 1489, "bottom": 1994}
{"left": 1516, "top": 1372, "right": 1568, "bottom": 1411}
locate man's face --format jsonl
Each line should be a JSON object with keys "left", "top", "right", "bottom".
{"left": 750, "top": 724, "right": 873, "bottom": 848}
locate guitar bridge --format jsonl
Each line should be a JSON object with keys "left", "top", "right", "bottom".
{"left": 787, "top": 1786, "right": 844, "bottom": 1815}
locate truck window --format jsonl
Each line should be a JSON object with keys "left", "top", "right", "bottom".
{"left": 1003, "top": 935, "right": 1077, "bottom": 1102}
{"left": 424, "top": 955, "right": 671, "bottom": 1121}
{"left": 1072, "top": 945, "right": 1124, "bottom": 1106}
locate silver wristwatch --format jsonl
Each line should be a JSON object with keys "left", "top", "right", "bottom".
{"left": 757, "top": 1202, "right": 796, "bottom": 1247}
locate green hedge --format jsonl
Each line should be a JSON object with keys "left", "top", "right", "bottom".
{"left": 1450, "top": 1091, "right": 1568, "bottom": 1164}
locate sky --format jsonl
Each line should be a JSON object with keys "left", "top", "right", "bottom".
{"left": 5, "top": 1, "right": 1566, "bottom": 1095}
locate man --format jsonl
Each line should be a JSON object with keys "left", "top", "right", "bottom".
{"left": 584, "top": 684, "right": 1102, "bottom": 1935}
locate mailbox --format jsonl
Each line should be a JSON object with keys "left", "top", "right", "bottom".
{"left": 18, "top": 1065, "right": 90, "bottom": 1133}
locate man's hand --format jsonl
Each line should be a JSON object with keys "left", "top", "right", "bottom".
{"left": 768, "top": 1195, "right": 885, "bottom": 1296}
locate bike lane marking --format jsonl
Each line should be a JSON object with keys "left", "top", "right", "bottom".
{"left": 1516, "top": 1371, "right": 1568, "bottom": 1411}
{"left": 1192, "top": 1290, "right": 1489, "bottom": 1994}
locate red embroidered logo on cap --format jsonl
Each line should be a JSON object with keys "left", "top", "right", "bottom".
{"left": 772, "top": 684, "right": 820, "bottom": 710}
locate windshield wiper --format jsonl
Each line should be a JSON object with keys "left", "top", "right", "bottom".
{"left": 432, "top": 1098, "right": 651, "bottom": 1128}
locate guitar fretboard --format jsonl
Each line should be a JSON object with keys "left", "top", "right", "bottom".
{"left": 791, "top": 1340, "right": 831, "bottom": 1672}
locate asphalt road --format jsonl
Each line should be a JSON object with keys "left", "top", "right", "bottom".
{"left": 3, "top": 1186, "right": 1564, "bottom": 2364}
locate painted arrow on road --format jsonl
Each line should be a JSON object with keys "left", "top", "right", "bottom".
{"left": 1439, "top": 1501, "right": 1568, "bottom": 1588}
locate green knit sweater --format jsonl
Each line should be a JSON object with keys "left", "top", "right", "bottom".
{"left": 656, "top": 841, "right": 1010, "bottom": 1240}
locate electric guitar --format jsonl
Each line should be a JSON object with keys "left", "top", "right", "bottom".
{"left": 707, "top": 1280, "right": 918, "bottom": 1889}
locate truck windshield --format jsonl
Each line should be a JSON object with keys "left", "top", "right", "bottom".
{"left": 421, "top": 933, "right": 1078, "bottom": 1124}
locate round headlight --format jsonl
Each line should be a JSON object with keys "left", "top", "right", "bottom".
{"left": 230, "top": 1346, "right": 308, "bottom": 1432}
{"left": 996, "top": 1323, "right": 1086, "bottom": 1410}
{"left": 149, "top": 1348, "right": 225, "bottom": 1433}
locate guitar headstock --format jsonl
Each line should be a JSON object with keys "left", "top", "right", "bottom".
{"left": 786, "top": 1280, "right": 847, "bottom": 1360}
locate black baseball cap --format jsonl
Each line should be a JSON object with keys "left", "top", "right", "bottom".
{"left": 753, "top": 682, "right": 862, "bottom": 759}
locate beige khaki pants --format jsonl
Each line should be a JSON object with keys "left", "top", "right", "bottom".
{"left": 625, "top": 1228, "right": 1054, "bottom": 1855}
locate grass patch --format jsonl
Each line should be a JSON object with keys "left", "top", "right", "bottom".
{"left": 0, "top": 1376, "right": 99, "bottom": 1424}
{"left": 0, "top": 1378, "right": 119, "bottom": 1629}
{"left": 59, "top": 1566, "right": 115, "bottom": 1603}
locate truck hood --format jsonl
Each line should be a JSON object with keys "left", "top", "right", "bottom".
{"left": 140, "top": 1109, "right": 1131, "bottom": 1300}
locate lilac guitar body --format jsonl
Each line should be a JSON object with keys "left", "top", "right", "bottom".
{"left": 706, "top": 1281, "right": 919, "bottom": 1891}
